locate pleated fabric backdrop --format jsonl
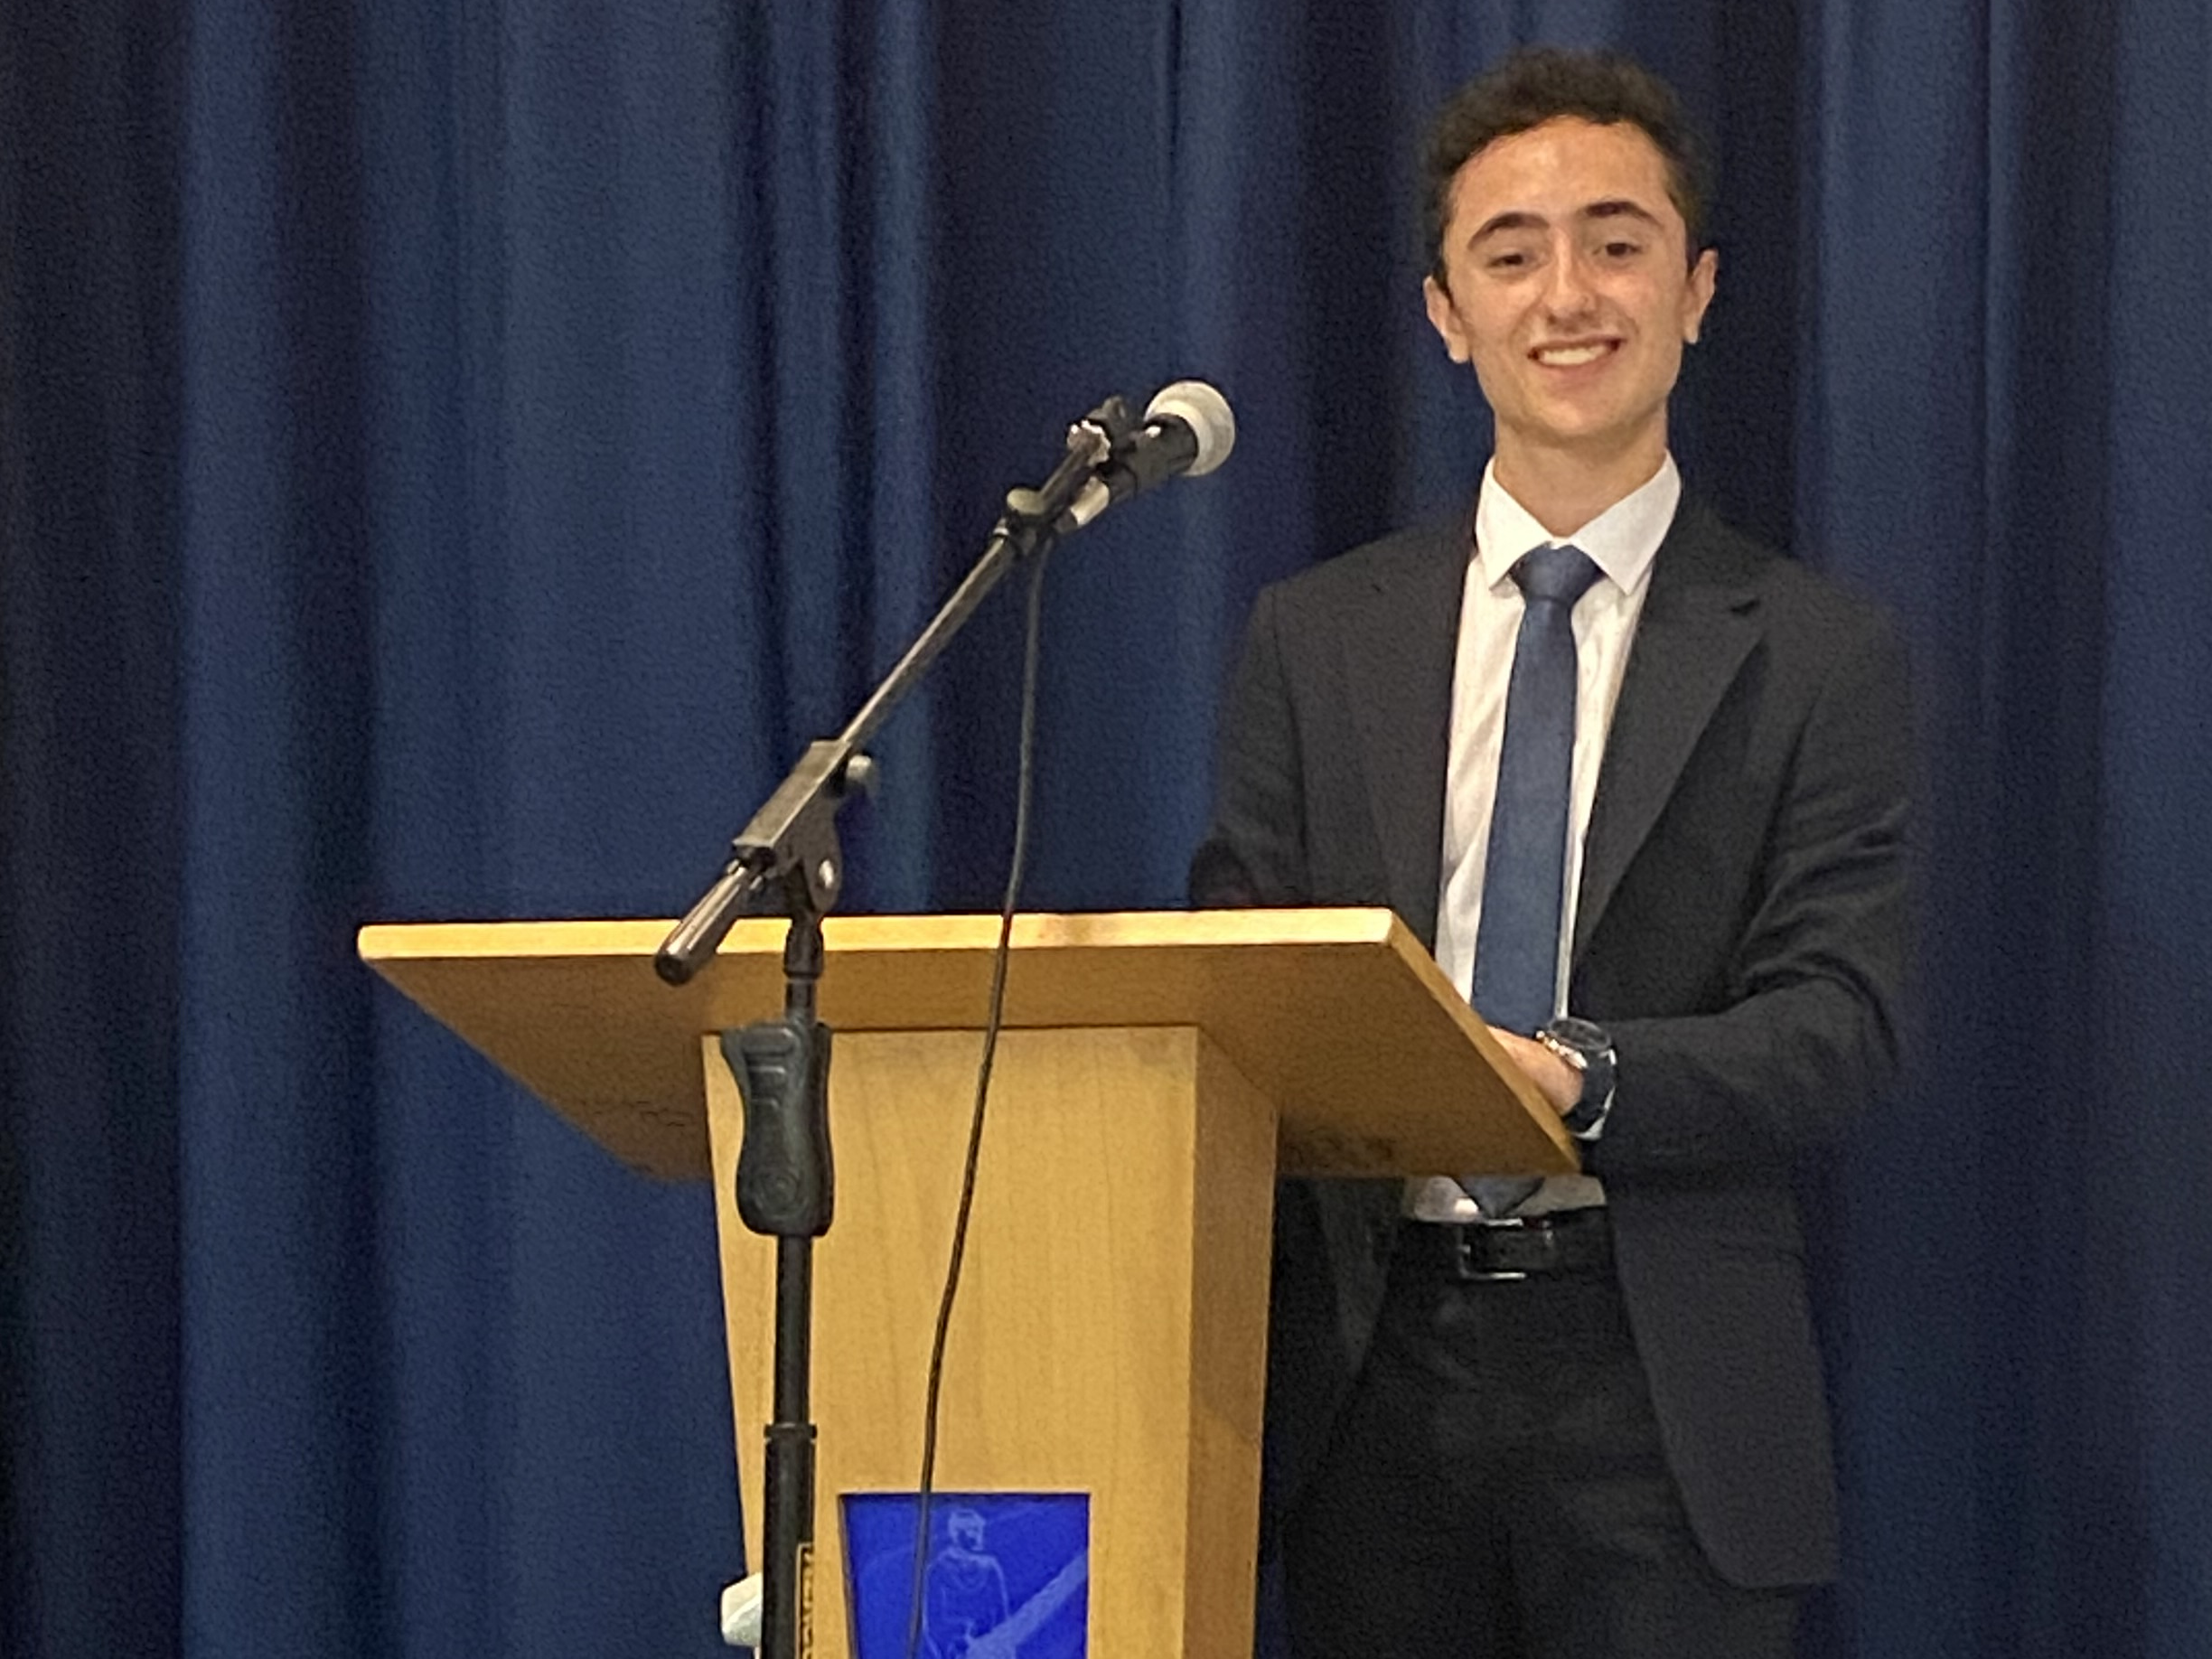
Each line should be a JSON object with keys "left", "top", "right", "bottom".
{"left": 5, "top": 0, "right": 2207, "bottom": 1654}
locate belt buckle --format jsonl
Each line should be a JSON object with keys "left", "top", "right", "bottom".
{"left": 1453, "top": 1215, "right": 1532, "bottom": 1283}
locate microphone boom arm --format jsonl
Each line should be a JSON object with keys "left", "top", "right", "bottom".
{"left": 655, "top": 396, "right": 1130, "bottom": 983}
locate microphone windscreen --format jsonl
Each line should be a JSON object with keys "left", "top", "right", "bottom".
{"left": 1145, "top": 380, "right": 1236, "bottom": 476}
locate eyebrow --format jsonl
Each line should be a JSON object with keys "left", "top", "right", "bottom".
{"left": 1467, "top": 199, "right": 1667, "bottom": 243}
{"left": 1584, "top": 199, "right": 1664, "bottom": 230}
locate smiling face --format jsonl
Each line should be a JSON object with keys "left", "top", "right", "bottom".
{"left": 1423, "top": 116, "right": 1717, "bottom": 496}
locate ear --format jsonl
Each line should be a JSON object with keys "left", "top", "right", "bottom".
{"left": 1423, "top": 275, "right": 1471, "bottom": 363}
{"left": 1682, "top": 246, "right": 1719, "bottom": 344}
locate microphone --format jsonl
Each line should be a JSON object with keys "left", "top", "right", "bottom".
{"left": 1064, "top": 380, "right": 1235, "bottom": 528}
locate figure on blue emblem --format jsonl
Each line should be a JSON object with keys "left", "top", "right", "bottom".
{"left": 923, "top": 1506, "right": 1011, "bottom": 1659}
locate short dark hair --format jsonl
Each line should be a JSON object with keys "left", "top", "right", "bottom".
{"left": 1422, "top": 47, "right": 1711, "bottom": 284}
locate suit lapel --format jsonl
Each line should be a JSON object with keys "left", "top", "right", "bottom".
{"left": 1573, "top": 503, "right": 1766, "bottom": 960}
{"left": 1341, "top": 520, "right": 1468, "bottom": 949}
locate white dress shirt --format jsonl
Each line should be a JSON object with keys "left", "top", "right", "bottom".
{"left": 1409, "top": 455, "right": 1680, "bottom": 1222}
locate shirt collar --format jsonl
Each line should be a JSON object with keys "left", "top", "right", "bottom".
{"left": 1473, "top": 453, "right": 1682, "bottom": 598}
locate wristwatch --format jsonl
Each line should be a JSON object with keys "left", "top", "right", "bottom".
{"left": 1535, "top": 1016, "right": 1617, "bottom": 1140}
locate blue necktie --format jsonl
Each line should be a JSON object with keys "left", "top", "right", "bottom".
{"left": 1463, "top": 544, "right": 1600, "bottom": 1219}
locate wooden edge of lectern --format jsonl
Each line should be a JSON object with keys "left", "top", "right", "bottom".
{"left": 357, "top": 906, "right": 1578, "bottom": 1181}
{"left": 359, "top": 908, "right": 1578, "bottom": 1656}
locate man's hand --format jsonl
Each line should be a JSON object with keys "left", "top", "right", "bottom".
{"left": 1488, "top": 1026, "right": 1581, "bottom": 1117}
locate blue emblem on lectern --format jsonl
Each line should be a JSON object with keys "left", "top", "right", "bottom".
{"left": 841, "top": 1491, "right": 1089, "bottom": 1659}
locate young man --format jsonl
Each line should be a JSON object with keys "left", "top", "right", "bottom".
{"left": 1192, "top": 48, "right": 1914, "bottom": 1659}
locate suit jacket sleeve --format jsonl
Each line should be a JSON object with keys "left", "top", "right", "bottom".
{"left": 1588, "top": 604, "right": 1917, "bottom": 1183}
{"left": 1189, "top": 582, "right": 1312, "bottom": 908}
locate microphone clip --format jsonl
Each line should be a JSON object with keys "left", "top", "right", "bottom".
{"left": 1000, "top": 395, "right": 1136, "bottom": 535}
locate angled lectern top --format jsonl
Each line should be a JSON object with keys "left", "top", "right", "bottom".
{"left": 357, "top": 905, "right": 1577, "bottom": 1183}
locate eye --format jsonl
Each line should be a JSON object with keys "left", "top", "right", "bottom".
{"left": 1599, "top": 239, "right": 1642, "bottom": 259}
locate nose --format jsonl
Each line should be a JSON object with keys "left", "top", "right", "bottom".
{"left": 1542, "top": 241, "right": 1598, "bottom": 317}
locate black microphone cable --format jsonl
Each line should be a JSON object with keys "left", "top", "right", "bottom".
{"left": 903, "top": 539, "right": 1054, "bottom": 1659}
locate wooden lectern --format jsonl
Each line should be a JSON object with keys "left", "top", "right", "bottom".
{"left": 359, "top": 907, "right": 1575, "bottom": 1656}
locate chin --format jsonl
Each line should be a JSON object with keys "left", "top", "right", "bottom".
{"left": 1523, "top": 414, "right": 1636, "bottom": 450}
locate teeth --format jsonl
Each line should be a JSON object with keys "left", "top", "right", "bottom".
{"left": 1536, "top": 343, "right": 1609, "bottom": 366}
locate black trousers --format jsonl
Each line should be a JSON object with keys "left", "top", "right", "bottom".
{"left": 1278, "top": 1220, "right": 1800, "bottom": 1659}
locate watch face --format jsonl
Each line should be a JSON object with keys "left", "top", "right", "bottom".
{"left": 1547, "top": 1016, "right": 1609, "bottom": 1056}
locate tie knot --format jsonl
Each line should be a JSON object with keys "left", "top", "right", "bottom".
{"left": 1512, "top": 544, "right": 1600, "bottom": 608}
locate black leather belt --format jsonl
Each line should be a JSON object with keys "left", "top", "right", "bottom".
{"left": 1397, "top": 1208, "right": 1614, "bottom": 1282}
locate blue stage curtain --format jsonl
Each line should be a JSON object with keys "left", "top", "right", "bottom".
{"left": 5, "top": 0, "right": 2207, "bottom": 1654}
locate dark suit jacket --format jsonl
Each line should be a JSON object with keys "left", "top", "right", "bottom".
{"left": 1190, "top": 499, "right": 1914, "bottom": 1589}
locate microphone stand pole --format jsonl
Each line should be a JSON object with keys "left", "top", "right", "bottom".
{"left": 657, "top": 398, "right": 1131, "bottom": 1659}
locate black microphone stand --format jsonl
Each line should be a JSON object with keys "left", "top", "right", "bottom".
{"left": 657, "top": 398, "right": 1133, "bottom": 1659}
